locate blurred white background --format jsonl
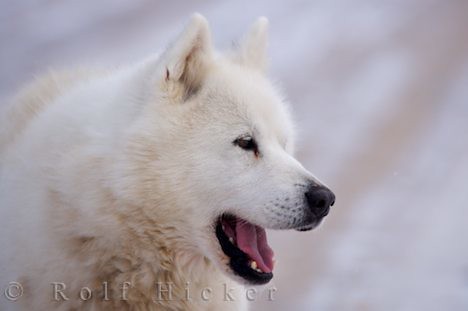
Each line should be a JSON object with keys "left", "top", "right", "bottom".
{"left": 1, "top": 1, "right": 468, "bottom": 310}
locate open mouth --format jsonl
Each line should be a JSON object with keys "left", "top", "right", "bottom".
{"left": 215, "top": 214, "right": 274, "bottom": 285}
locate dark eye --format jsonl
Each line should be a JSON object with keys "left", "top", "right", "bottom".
{"left": 233, "top": 135, "right": 259, "bottom": 156}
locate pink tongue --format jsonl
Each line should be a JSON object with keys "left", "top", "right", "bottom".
{"left": 235, "top": 221, "right": 275, "bottom": 273}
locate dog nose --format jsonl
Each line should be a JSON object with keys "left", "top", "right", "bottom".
{"left": 305, "top": 185, "right": 335, "bottom": 218}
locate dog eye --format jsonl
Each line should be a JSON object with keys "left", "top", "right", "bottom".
{"left": 234, "top": 136, "right": 259, "bottom": 155}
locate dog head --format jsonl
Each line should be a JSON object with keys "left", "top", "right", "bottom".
{"left": 123, "top": 14, "right": 335, "bottom": 285}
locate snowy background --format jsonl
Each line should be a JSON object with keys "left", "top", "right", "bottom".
{"left": 1, "top": 1, "right": 468, "bottom": 310}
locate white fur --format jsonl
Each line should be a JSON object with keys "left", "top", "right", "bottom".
{"left": 0, "top": 14, "right": 325, "bottom": 310}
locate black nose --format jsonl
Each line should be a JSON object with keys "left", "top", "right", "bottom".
{"left": 305, "top": 185, "right": 335, "bottom": 218}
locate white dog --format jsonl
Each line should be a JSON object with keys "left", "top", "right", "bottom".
{"left": 0, "top": 14, "right": 335, "bottom": 310}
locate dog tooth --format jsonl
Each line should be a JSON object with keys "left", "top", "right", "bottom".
{"left": 250, "top": 260, "right": 257, "bottom": 270}
{"left": 229, "top": 237, "right": 234, "bottom": 244}
{"left": 255, "top": 268, "right": 262, "bottom": 273}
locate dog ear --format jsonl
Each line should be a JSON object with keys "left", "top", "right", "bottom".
{"left": 233, "top": 17, "right": 269, "bottom": 72}
{"left": 158, "top": 13, "right": 212, "bottom": 101}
